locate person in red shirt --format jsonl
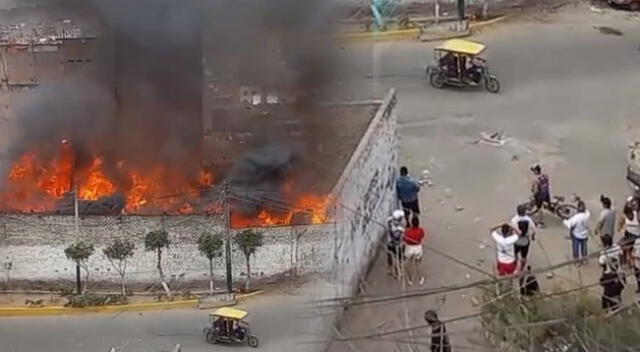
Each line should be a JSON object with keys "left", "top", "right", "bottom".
{"left": 404, "top": 216, "right": 426, "bottom": 286}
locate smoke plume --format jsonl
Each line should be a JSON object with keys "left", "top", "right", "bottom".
{"left": 0, "top": 0, "right": 340, "bottom": 215}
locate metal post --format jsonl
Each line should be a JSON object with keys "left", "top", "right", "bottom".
{"left": 74, "top": 186, "right": 79, "bottom": 238}
{"left": 457, "top": 0, "right": 465, "bottom": 21}
{"left": 74, "top": 186, "right": 81, "bottom": 295}
{"left": 223, "top": 183, "right": 233, "bottom": 299}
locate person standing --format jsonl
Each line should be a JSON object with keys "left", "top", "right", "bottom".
{"left": 596, "top": 195, "right": 617, "bottom": 239}
{"left": 396, "top": 166, "right": 421, "bottom": 221}
{"left": 600, "top": 269, "right": 625, "bottom": 312}
{"left": 530, "top": 164, "right": 551, "bottom": 227}
{"left": 618, "top": 203, "right": 640, "bottom": 266}
{"left": 563, "top": 201, "right": 591, "bottom": 266}
{"left": 404, "top": 216, "right": 426, "bottom": 286}
{"left": 386, "top": 210, "right": 406, "bottom": 278}
{"left": 424, "top": 310, "right": 451, "bottom": 352}
{"left": 491, "top": 223, "right": 520, "bottom": 276}
{"left": 519, "top": 265, "right": 540, "bottom": 296}
{"left": 598, "top": 234, "right": 622, "bottom": 274}
{"left": 510, "top": 205, "right": 536, "bottom": 272}
{"left": 631, "top": 237, "right": 640, "bottom": 293}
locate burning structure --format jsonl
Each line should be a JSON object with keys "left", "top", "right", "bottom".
{"left": 0, "top": 0, "right": 399, "bottom": 308}
{"left": 0, "top": 0, "right": 344, "bottom": 227}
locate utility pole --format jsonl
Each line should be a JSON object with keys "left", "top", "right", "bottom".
{"left": 223, "top": 183, "right": 233, "bottom": 300}
{"left": 457, "top": 0, "right": 466, "bottom": 21}
{"left": 74, "top": 186, "right": 81, "bottom": 295}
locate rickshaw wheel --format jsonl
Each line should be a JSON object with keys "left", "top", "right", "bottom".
{"left": 205, "top": 331, "right": 218, "bottom": 345}
{"left": 247, "top": 335, "right": 259, "bottom": 348}
{"left": 429, "top": 73, "right": 445, "bottom": 89}
{"left": 485, "top": 77, "right": 500, "bottom": 93}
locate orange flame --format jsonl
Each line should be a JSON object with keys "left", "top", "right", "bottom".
{"left": 1, "top": 148, "right": 331, "bottom": 226}
{"left": 78, "top": 157, "right": 116, "bottom": 200}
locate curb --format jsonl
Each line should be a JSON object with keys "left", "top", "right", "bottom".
{"left": 0, "top": 290, "right": 264, "bottom": 317}
{"left": 332, "top": 16, "right": 506, "bottom": 44}
{"left": 331, "top": 28, "right": 421, "bottom": 43}
{"left": 469, "top": 15, "right": 507, "bottom": 30}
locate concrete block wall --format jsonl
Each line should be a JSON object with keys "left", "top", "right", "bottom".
{"left": 0, "top": 89, "right": 398, "bottom": 296}
{"left": 329, "top": 89, "right": 398, "bottom": 298}
{"left": 0, "top": 214, "right": 333, "bottom": 283}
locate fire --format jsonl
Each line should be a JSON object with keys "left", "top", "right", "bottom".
{"left": 1, "top": 146, "right": 332, "bottom": 228}
{"left": 1, "top": 147, "right": 215, "bottom": 214}
{"left": 78, "top": 157, "right": 116, "bottom": 200}
{"left": 230, "top": 194, "right": 331, "bottom": 228}
{"left": 126, "top": 171, "right": 161, "bottom": 213}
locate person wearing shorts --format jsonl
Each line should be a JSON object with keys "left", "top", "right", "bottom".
{"left": 404, "top": 216, "right": 426, "bottom": 286}
{"left": 396, "top": 166, "right": 421, "bottom": 221}
{"left": 491, "top": 223, "right": 520, "bottom": 276}
{"left": 511, "top": 205, "right": 536, "bottom": 272}
{"left": 530, "top": 164, "right": 551, "bottom": 227}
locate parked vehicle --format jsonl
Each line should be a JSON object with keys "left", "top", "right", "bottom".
{"left": 518, "top": 194, "right": 579, "bottom": 220}
{"left": 607, "top": 0, "right": 640, "bottom": 11}
{"left": 426, "top": 39, "right": 501, "bottom": 93}
{"left": 203, "top": 307, "right": 259, "bottom": 348}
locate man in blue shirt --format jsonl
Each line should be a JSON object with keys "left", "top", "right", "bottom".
{"left": 396, "top": 166, "right": 421, "bottom": 220}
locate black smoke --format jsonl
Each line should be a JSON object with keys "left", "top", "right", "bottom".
{"left": 0, "top": 0, "right": 340, "bottom": 215}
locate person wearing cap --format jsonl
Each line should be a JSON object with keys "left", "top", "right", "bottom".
{"left": 424, "top": 310, "right": 451, "bottom": 352}
{"left": 386, "top": 209, "right": 406, "bottom": 278}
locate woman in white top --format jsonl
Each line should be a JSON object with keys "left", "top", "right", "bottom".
{"left": 619, "top": 203, "right": 640, "bottom": 265}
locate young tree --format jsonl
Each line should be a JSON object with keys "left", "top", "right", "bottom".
{"left": 233, "top": 229, "right": 264, "bottom": 292}
{"left": 197, "top": 232, "right": 224, "bottom": 294}
{"left": 144, "top": 230, "right": 172, "bottom": 299}
{"left": 64, "top": 241, "right": 95, "bottom": 294}
{"left": 103, "top": 239, "right": 135, "bottom": 296}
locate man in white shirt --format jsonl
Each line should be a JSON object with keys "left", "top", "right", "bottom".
{"left": 491, "top": 223, "right": 520, "bottom": 276}
{"left": 598, "top": 234, "right": 622, "bottom": 273}
{"left": 511, "top": 205, "right": 537, "bottom": 272}
{"left": 563, "top": 201, "right": 591, "bottom": 265}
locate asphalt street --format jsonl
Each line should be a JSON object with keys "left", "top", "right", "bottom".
{"left": 0, "top": 285, "right": 324, "bottom": 352}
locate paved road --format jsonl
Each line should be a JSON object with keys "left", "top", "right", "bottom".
{"left": 0, "top": 285, "right": 325, "bottom": 352}
{"left": 330, "top": 5, "right": 640, "bottom": 352}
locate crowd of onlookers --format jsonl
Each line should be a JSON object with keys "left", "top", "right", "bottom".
{"left": 388, "top": 164, "right": 640, "bottom": 350}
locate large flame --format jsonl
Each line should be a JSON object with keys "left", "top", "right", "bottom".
{"left": 1, "top": 146, "right": 331, "bottom": 228}
{"left": 230, "top": 194, "right": 330, "bottom": 228}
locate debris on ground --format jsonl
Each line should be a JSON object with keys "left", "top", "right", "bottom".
{"left": 546, "top": 272, "right": 554, "bottom": 279}
{"left": 589, "top": 5, "right": 604, "bottom": 13}
{"left": 455, "top": 205, "right": 464, "bottom": 212}
{"left": 511, "top": 154, "right": 520, "bottom": 161}
{"left": 471, "top": 296, "right": 480, "bottom": 307}
{"left": 473, "top": 216, "right": 483, "bottom": 223}
{"left": 420, "top": 169, "right": 434, "bottom": 186}
{"left": 444, "top": 188, "right": 453, "bottom": 198}
{"left": 594, "top": 26, "right": 623, "bottom": 36}
{"left": 480, "top": 130, "right": 510, "bottom": 147}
